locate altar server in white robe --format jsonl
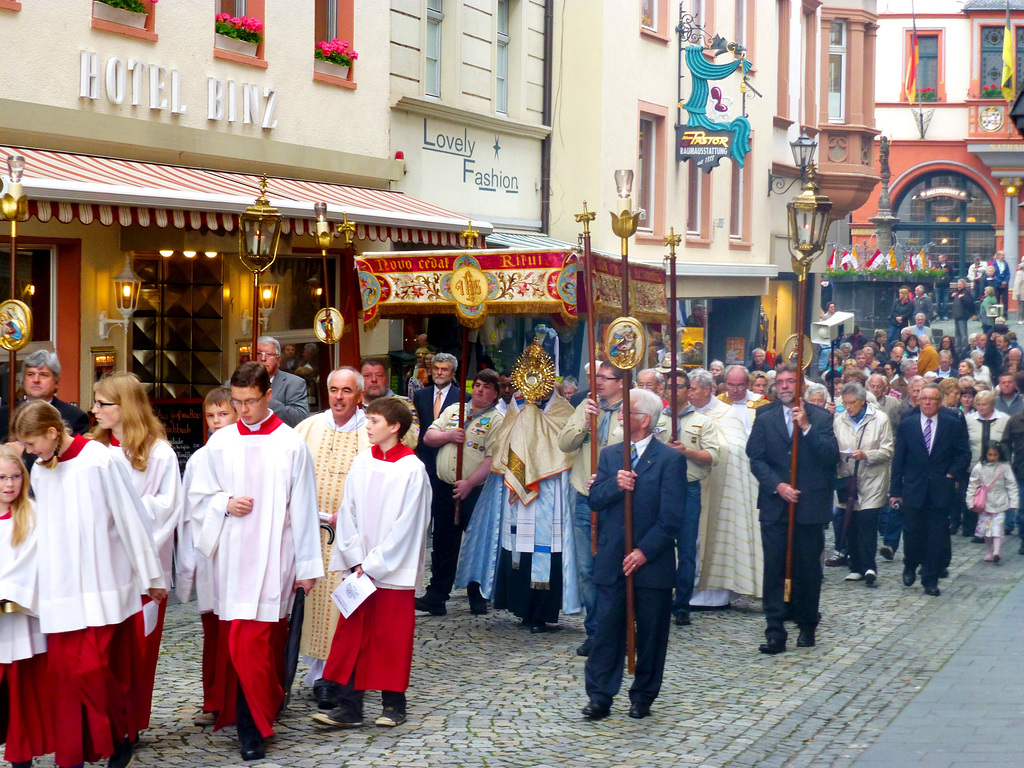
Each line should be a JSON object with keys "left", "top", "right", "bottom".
{"left": 90, "top": 372, "right": 185, "bottom": 741}
{"left": 0, "top": 446, "right": 53, "bottom": 768}
{"left": 13, "top": 400, "right": 165, "bottom": 768}
{"left": 175, "top": 387, "right": 237, "bottom": 726}
{"left": 189, "top": 362, "right": 323, "bottom": 762}
{"left": 313, "top": 396, "right": 431, "bottom": 730}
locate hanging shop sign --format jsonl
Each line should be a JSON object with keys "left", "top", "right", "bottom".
{"left": 674, "top": 14, "right": 757, "bottom": 172}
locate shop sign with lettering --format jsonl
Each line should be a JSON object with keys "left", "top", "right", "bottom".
{"left": 78, "top": 50, "right": 278, "bottom": 130}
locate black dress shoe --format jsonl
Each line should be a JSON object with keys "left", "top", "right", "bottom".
{"left": 628, "top": 702, "right": 651, "bottom": 719}
{"left": 902, "top": 567, "right": 916, "bottom": 586}
{"left": 468, "top": 596, "right": 489, "bottom": 615}
{"left": 314, "top": 679, "right": 341, "bottom": 710}
{"left": 758, "top": 637, "right": 786, "bottom": 655}
{"left": 240, "top": 737, "right": 266, "bottom": 762}
{"left": 414, "top": 596, "right": 447, "bottom": 616}
{"left": 529, "top": 622, "right": 548, "bottom": 634}
{"left": 107, "top": 741, "right": 133, "bottom": 768}
{"left": 971, "top": 536, "right": 985, "bottom": 543}
{"left": 581, "top": 700, "right": 610, "bottom": 720}
{"left": 796, "top": 628, "right": 815, "bottom": 648}
{"left": 575, "top": 639, "right": 592, "bottom": 657}
{"left": 924, "top": 584, "right": 941, "bottom": 596}
{"left": 674, "top": 611, "right": 691, "bottom": 626}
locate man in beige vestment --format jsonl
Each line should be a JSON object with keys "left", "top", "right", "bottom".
{"left": 294, "top": 366, "right": 369, "bottom": 708}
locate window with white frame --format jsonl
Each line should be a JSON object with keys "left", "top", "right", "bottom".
{"left": 638, "top": 116, "right": 656, "bottom": 232}
{"left": 730, "top": 161, "right": 744, "bottom": 239}
{"left": 642, "top": 0, "right": 657, "bottom": 31}
{"left": 218, "top": 0, "right": 246, "bottom": 15}
{"left": 687, "top": 163, "right": 702, "bottom": 235}
{"left": 828, "top": 20, "right": 846, "bottom": 122}
{"left": 734, "top": 0, "right": 746, "bottom": 47}
{"left": 317, "top": 0, "right": 338, "bottom": 41}
{"left": 426, "top": 0, "right": 443, "bottom": 98}
{"left": 496, "top": 0, "right": 510, "bottom": 114}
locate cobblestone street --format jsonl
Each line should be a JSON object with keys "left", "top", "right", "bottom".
{"left": 136, "top": 533, "right": 1024, "bottom": 768}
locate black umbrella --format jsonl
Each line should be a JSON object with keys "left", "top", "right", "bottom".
{"left": 281, "top": 521, "right": 336, "bottom": 708}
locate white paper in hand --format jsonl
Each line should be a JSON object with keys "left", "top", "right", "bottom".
{"left": 331, "top": 571, "right": 377, "bottom": 619}
{"left": 143, "top": 600, "right": 160, "bottom": 637}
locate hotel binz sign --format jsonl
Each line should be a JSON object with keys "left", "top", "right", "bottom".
{"left": 79, "top": 50, "right": 279, "bottom": 130}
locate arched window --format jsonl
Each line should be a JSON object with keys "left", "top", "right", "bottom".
{"left": 893, "top": 171, "right": 996, "bottom": 277}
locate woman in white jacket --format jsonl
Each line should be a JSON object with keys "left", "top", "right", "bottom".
{"left": 834, "top": 382, "right": 894, "bottom": 586}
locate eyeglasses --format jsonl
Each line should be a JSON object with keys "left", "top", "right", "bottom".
{"left": 94, "top": 400, "right": 119, "bottom": 409}
{"left": 256, "top": 352, "right": 280, "bottom": 360}
{"left": 230, "top": 396, "right": 266, "bottom": 408}
{"left": 0, "top": 474, "right": 22, "bottom": 484}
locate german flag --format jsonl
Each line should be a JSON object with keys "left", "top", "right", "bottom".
{"left": 904, "top": 32, "right": 919, "bottom": 102}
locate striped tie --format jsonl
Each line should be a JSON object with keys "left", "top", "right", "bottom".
{"left": 923, "top": 417, "right": 932, "bottom": 454}
{"left": 630, "top": 443, "right": 639, "bottom": 469}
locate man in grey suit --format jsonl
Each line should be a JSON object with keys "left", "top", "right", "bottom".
{"left": 256, "top": 336, "right": 310, "bottom": 427}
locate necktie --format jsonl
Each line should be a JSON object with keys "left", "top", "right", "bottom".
{"left": 923, "top": 417, "right": 933, "bottom": 453}
{"left": 596, "top": 400, "right": 622, "bottom": 446}
{"left": 630, "top": 443, "right": 639, "bottom": 469}
{"left": 434, "top": 389, "right": 443, "bottom": 419}
{"left": 785, "top": 407, "right": 793, "bottom": 437}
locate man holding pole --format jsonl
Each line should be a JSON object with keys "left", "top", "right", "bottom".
{"left": 747, "top": 365, "right": 838, "bottom": 655}
{"left": 582, "top": 388, "right": 686, "bottom": 720}
{"left": 558, "top": 361, "right": 624, "bottom": 656}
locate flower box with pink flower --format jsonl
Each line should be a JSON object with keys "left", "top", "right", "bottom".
{"left": 93, "top": 0, "right": 151, "bottom": 29}
{"left": 215, "top": 13, "right": 263, "bottom": 57}
{"left": 314, "top": 38, "right": 358, "bottom": 79}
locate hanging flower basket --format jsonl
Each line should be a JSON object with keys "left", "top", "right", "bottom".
{"left": 93, "top": 0, "right": 148, "bottom": 28}
{"left": 215, "top": 33, "right": 258, "bottom": 56}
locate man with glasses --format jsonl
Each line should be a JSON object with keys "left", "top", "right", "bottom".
{"left": 189, "top": 362, "right": 323, "bottom": 761}
{"left": 889, "top": 382, "right": 970, "bottom": 597}
{"left": 558, "top": 361, "right": 624, "bottom": 656}
{"left": 255, "top": 336, "right": 309, "bottom": 427}
{"left": 294, "top": 367, "right": 368, "bottom": 711}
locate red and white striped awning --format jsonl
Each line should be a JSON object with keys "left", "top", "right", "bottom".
{"left": 0, "top": 146, "right": 491, "bottom": 247}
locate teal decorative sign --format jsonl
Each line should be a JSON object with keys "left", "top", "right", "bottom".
{"left": 675, "top": 11, "right": 757, "bottom": 173}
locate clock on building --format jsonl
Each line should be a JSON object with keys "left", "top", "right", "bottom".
{"left": 980, "top": 106, "right": 1004, "bottom": 132}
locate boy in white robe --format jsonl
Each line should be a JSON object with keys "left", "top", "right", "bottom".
{"left": 313, "top": 396, "right": 431, "bottom": 730}
{"left": 188, "top": 362, "right": 323, "bottom": 762}
{"left": 176, "top": 387, "right": 237, "bottom": 726}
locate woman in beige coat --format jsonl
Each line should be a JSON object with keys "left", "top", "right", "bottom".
{"left": 834, "top": 382, "right": 894, "bottom": 585}
{"left": 1014, "top": 259, "right": 1024, "bottom": 324}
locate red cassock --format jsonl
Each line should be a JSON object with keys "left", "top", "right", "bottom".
{"left": 1, "top": 652, "right": 54, "bottom": 764}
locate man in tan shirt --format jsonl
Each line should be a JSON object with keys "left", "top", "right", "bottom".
{"left": 417, "top": 369, "right": 503, "bottom": 616}
{"left": 654, "top": 369, "right": 720, "bottom": 625}
{"left": 557, "top": 361, "right": 623, "bottom": 656}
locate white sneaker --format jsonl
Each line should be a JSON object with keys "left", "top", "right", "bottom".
{"left": 844, "top": 572, "right": 863, "bottom": 581}
{"left": 864, "top": 569, "right": 877, "bottom": 586}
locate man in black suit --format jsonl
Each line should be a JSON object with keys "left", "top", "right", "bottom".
{"left": 747, "top": 365, "right": 839, "bottom": 655}
{"left": 0, "top": 349, "right": 90, "bottom": 440}
{"left": 582, "top": 388, "right": 686, "bottom": 721}
{"left": 889, "top": 381, "right": 970, "bottom": 596}
{"left": 412, "top": 352, "right": 462, "bottom": 616}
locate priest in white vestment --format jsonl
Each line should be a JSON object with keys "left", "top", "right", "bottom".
{"left": 689, "top": 369, "right": 763, "bottom": 606}
{"left": 189, "top": 362, "right": 323, "bottom": 762}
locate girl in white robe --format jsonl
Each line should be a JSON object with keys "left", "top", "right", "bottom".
{"left": 89, "top": 372, "right": 184, "bottom": 740}
{"left": 0, "top": 446, "right": 52, "bottom": 767}
{"left": 13, "top": 400, "right": 165, "bottom": 768}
